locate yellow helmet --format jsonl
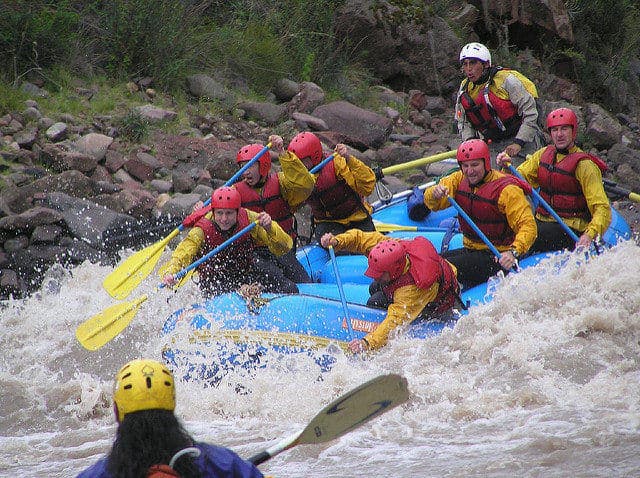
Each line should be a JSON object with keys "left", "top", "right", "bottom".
{"left": 113, "top": 359, "right": 176, "bottom": 422}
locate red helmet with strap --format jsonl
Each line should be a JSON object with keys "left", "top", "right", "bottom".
{"left": 546, "top": 107, "right": 578, "bottom": 140}
{"left": 287, "top": 132, "right": 323, "bottom": 166}
{"left": 236, "top": 143, "right": 271, "bottom": 177}
{"left": 211, "top": 186, "right": 241, "bottom": 209}
{"left": 457, "top": 139, "right": 491, "bottom": 171}
{"left": 365, "top": 240, "right": 407, "bottom": 281}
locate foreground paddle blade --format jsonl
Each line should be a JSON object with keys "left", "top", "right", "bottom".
{"left": 75, "top": 295, "right": 149, "bottom": 351}
{"left": 103, "top": 231, "right": 177, "bottom": 300}
{"left": 249, "top": 374, "right": 409, "bottom": 465}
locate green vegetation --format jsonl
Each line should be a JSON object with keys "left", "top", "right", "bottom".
{"left": 0, "top": 0, "right": 638, "bottom": 115}
{"left": 118, "top": 110, "right": 149, "bottom": 142}
{"left": 560, "top": 0, "right": 640, "bottom": 102}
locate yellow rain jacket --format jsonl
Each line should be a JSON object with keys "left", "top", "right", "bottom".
{"left": 273, "top": 150, "right": 316, "bottom": 209}
{"left": 517, "top": 145, "right": 612, "bottom": 239}
{"left": 423, "top": 169, "right": 537, "bottom": 257}
{"left": 332, "top": 229, "right": 457, "bottom": 350}
{"left": 161, "top": 209, "right": 292, "bottom": 277}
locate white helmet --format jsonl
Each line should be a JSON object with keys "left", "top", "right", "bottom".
{"left": 459, "top": 42, "right": 491, "bottom": 66}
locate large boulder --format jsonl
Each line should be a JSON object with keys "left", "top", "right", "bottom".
{"left": 312, "top": 101, "right": 393, "bottom": 150}
{"left": 334, "top": 0, "right": 461, "bottom": 95}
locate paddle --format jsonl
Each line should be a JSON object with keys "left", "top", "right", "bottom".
{"left": 504, "top": 163, "right": 581, "bottom": 244}
{"left": 248, "top": 373, "right": 409, "bottom": 466}
{"left": 373, "top": 221, "right": 447, "bottom": 233}
{"left": 328, "top": 245, "right": 355, "bottom": 341}
{"left": 379, "top": 150, "right": 457, "bottom": 176}
{"left": 603, "top": 178, "right": 640, "bottom": 203}
{"left": 77, "top": 221, "right": 258, "bottom": 351}
{"left": 102, "top": 144, "right": 271, "bottom": 300}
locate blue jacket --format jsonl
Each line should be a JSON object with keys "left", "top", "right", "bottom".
{"left": 76, "top": 442, "right": 264, "bottom": 478}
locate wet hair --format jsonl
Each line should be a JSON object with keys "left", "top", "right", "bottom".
{"left": 107, "top": 409, "right": 202, "bottom": 478}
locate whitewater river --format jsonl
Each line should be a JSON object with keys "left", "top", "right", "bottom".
{"left": 1, "top": 240, "right": 639, "bottom": 477}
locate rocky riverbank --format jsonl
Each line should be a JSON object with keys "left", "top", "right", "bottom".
{"left": 1, "top": 77, "right": 639, "bottom": 299}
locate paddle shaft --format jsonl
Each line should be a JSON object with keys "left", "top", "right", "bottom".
{"left": 448, "top": 197, "right": 502, "bottom": 260}
{"left": 175, "top": 144, "right": 271, "bottom": 233}
{"left": 309, "top": 153, "right": 335, "bottom": 174}
{"left": 603, "top": 178, "right": 640, "bottom": 203}
{"left": 328, "top": 245, "right": 355, "bottom": 341}
{"left": 248, "top": 374, "right": 409, "bottom": 466}
{"left": 506, "top": 163, "right": 580, "bottom": 243}
{"left": 381, "top": 150, "right": 456, "bottom": 175}
{"left": 170, "top": 221, "right": 258, "bottom": 281}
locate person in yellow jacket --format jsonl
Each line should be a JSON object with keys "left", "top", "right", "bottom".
{"left": 161, "top": 186, "right": 297, "bottom": 296}
{"left": 287, "top": 131, "right": 377, "bottom": 242}
{"left": 234, "top": 134, "right": 315, "bottom": 282}
{"left": 496, "top": 107, "right": 611, "bottom": 252}
{"left": 321, "top": 229, "right": 460, "bottom": 353}
{"left": 424, "top": 139, "right": 537, "bottom": 288}
{"left": 455, "top": 42, "right": 544, "bottom": 166}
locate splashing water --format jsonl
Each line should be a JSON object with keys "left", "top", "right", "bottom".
{"left": 1, "top": 241, "right": 639, "bottom": 477}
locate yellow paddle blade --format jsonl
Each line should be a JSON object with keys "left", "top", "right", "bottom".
{"left": 103, "top": 229, "right": 179, "bottom": 300}
{"left": 374, "top": 221, "right": 418, "bottom": 232}
{"left": 76, "top": 295, "right": 149, "bottom": 351}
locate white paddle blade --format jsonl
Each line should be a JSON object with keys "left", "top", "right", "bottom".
{"left": 249, "top": 374, "right": 409, "bottom": 465}
{"left": 297, "top": 373, "right": 409, "bottom": 445}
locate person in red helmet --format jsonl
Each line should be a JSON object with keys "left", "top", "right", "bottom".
{"left": 423, "top": 139, "right": 537, "bottom": 288}
{"left": 496, "top": 107, "right": 611, "bottom": 252}
{"left": 455, "top": 42, "right": 544, "bottom": 166}
{"left": 234, "top": 134, "right": 315, "bottom": 283}
{"left": 287, "top": 131, "right": 377, "bottom": 242}
{"left": 76, "top": 359, "right": 264, "bottom": 478}
{"left": 321, "top": 230, "right": 460, "bottom": 353}
{"left": 161, "top": 186, "right": 297, "bottom": 295}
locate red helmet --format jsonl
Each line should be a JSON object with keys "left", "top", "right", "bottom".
{"left": 287, "top": 132, "right": 323, "bottom": 166}
{"left": 211, "top": 186, "right": 241, "bottom": 209}
{"left": 365, "top": 240, "right": 407, "bottom": 281}
{"left": 546, "top": 107, "right": 578, "bottom": 140}
{"left": 236, "top": 143, "right": 271, "bottom": 177}
{"left": 457, "top": 139, "right": 491, "bottom": 171}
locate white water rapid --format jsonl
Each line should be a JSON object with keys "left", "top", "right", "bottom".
{"left": 1, "top": 240, "right": 639, "bottom": 477}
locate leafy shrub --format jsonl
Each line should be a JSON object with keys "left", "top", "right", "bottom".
{"left": 0, "top": 80, "right": 27, "bottom": 115}
{"left": 0, "top": 1, "right": 80, "bottom": 84}
{"left": 119, "top": 111, "right": 149, "bottom": 142}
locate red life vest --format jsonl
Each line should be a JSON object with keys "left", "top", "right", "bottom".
{"left": 381, "top": 237, "right": 459, "bottom": 315}
{"left": 306, "top": 161, "right": 365, "bottom": 220}
{"left": 194, "top": 208, "right": 255, "bottom": 279}
{"left": 459, "top": 68, "right": 521, "bottom": 141}
{"left": 455, "top": 175, "right": 531, "bottom": 246}
{"left": 235, "top": 173, "right": 296, "bottom": 240}
{"left": 146, "top": 464, "right": 180, "bottom": 478}
{"left": 537, "top": 146, "right": 608, "bottom": 220}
